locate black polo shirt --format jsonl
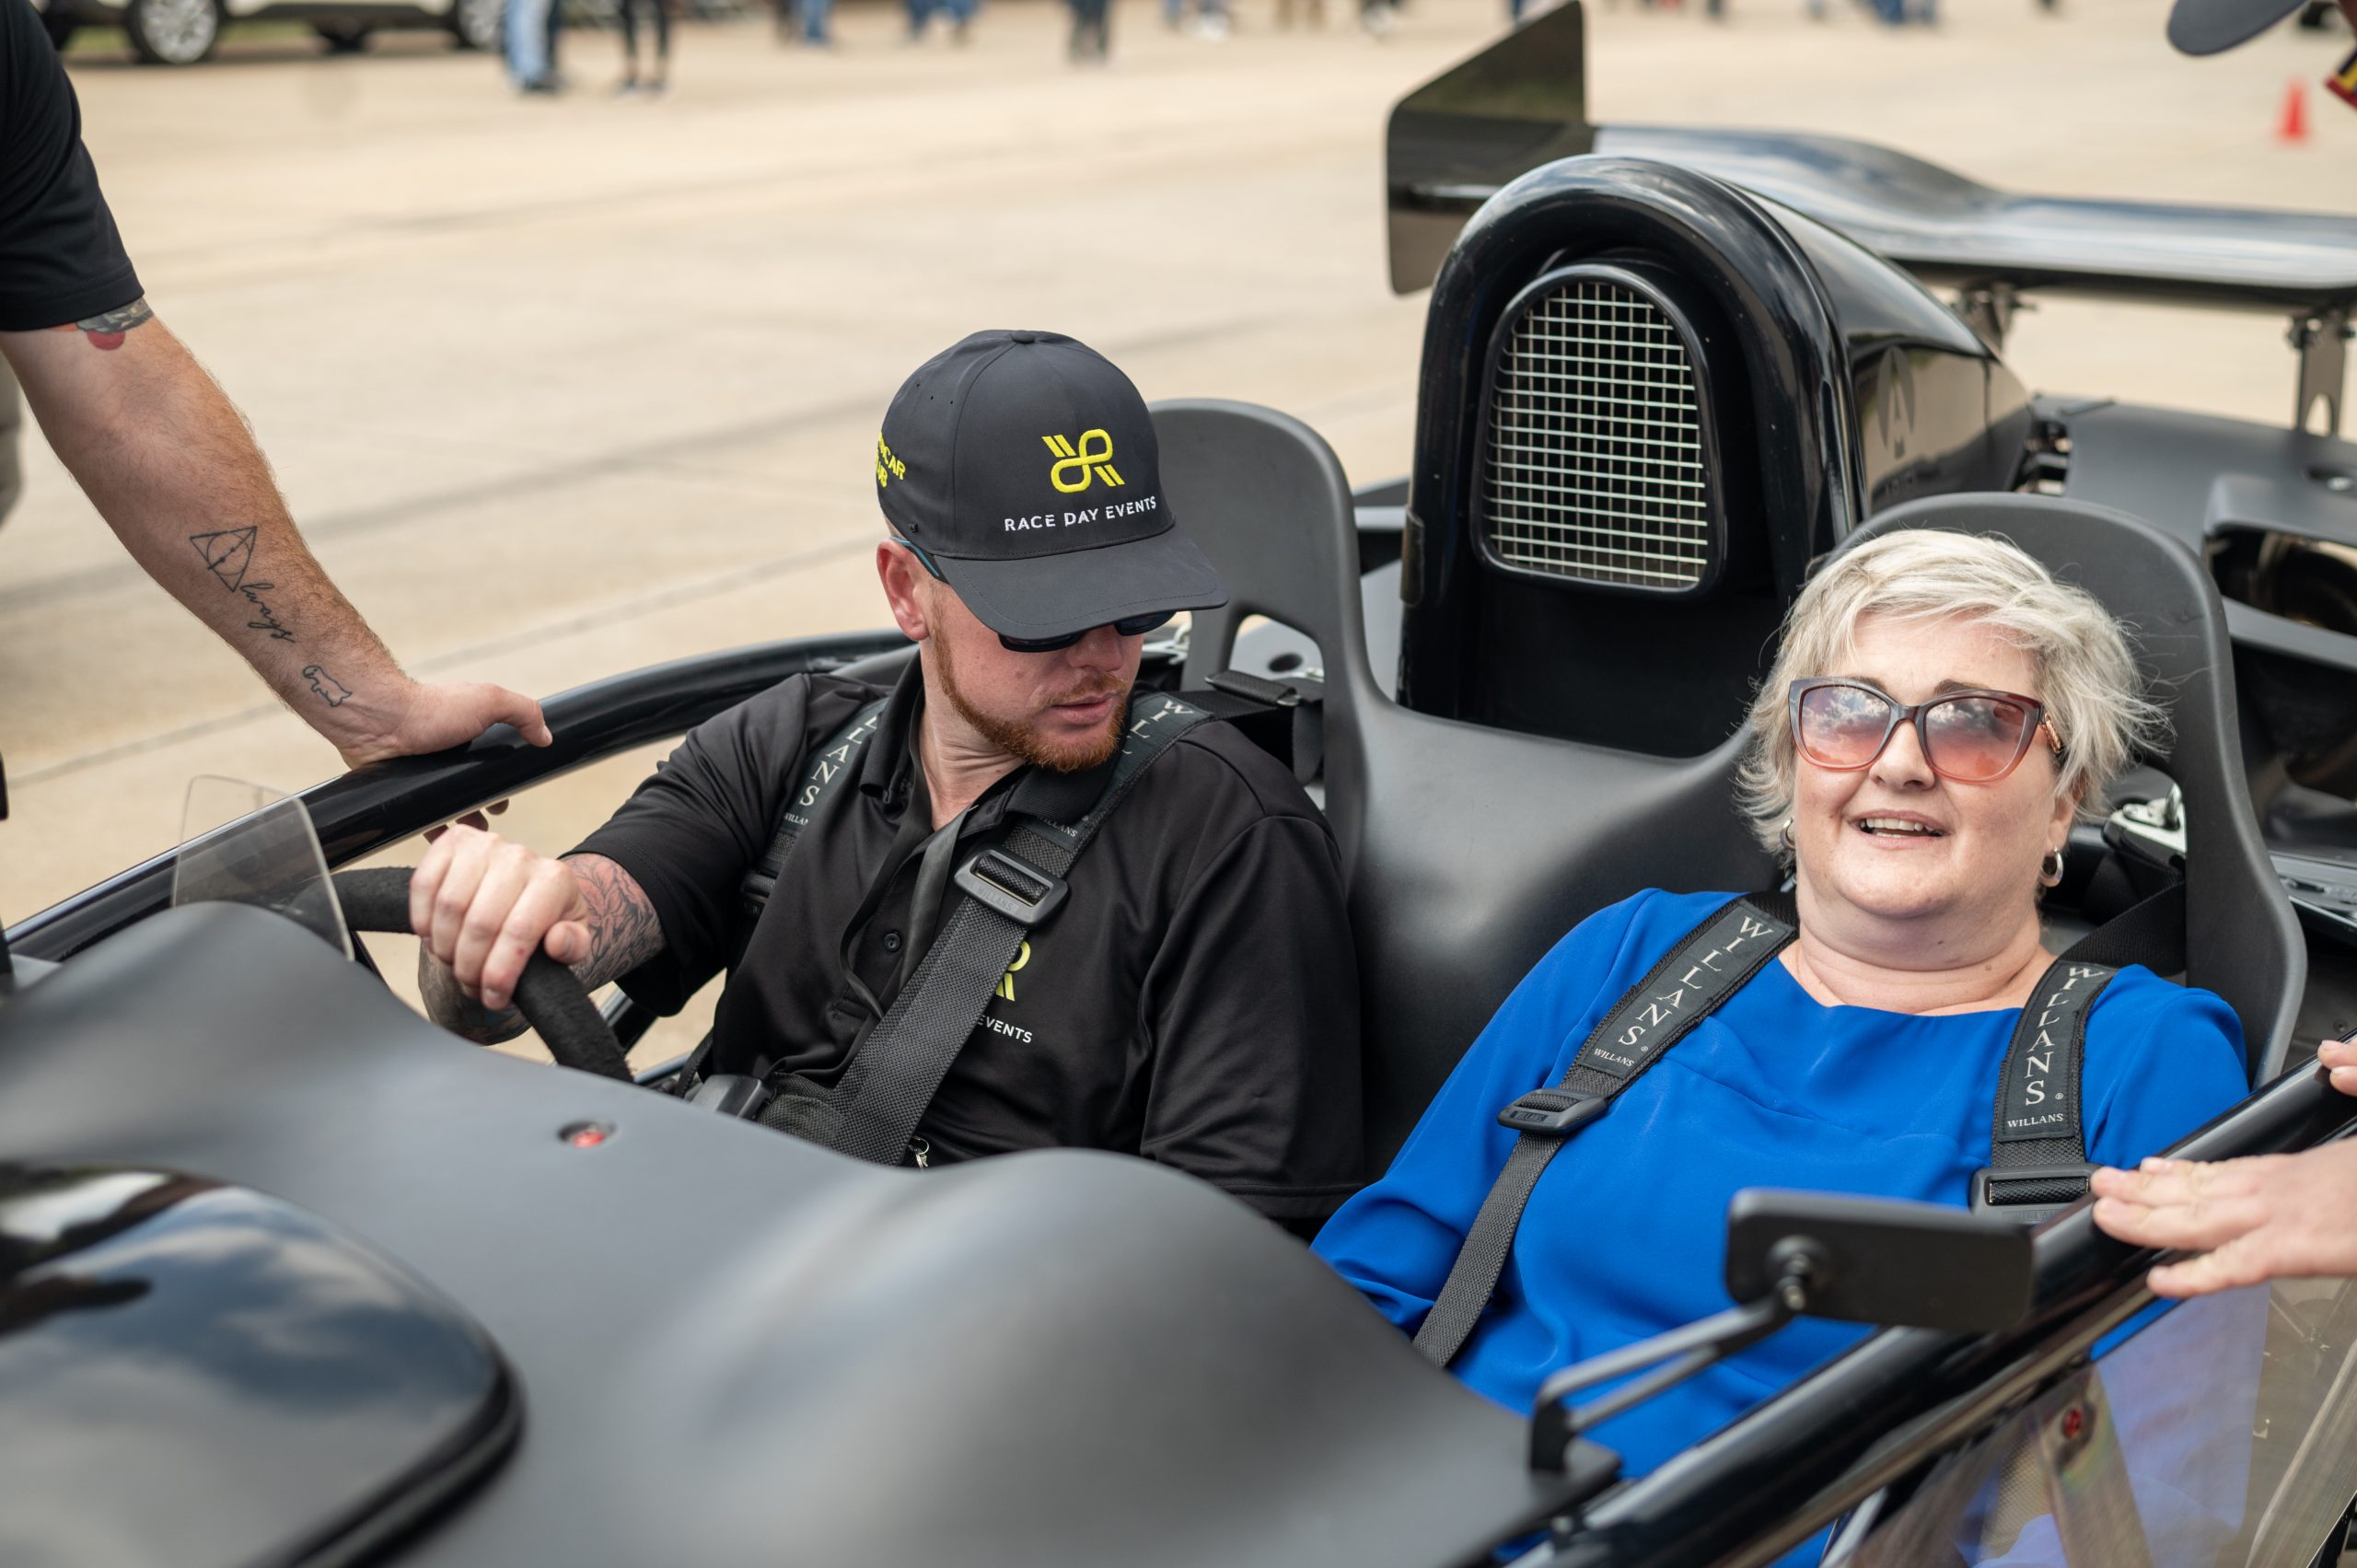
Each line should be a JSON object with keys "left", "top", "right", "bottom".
{"left": 2, "top": 1, "right": 143, "bottom": 331}
{"left": 575, "top": 661, "right": 1364, "bottom": 1223}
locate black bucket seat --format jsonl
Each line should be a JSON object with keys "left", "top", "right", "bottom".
{"left": 1153, "top": 401, "right": 2304, "bottom": 1166}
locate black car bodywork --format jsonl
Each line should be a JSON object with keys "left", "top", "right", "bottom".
{"left": 6, "top": 7, "right": 2357, "bottom": 1563}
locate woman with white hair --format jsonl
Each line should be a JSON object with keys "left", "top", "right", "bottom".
{"left": 1315, "top": 529, "right": 2248, "bottom": 1485}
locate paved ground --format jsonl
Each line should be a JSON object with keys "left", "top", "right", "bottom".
{"left": 3, "top": 0, "right": 2351, "bottom": 1052}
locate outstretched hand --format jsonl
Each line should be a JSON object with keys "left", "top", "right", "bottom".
{"left": 2090, "top": 1035, "right": 2357, "bottom": 1297}
{"left": 337, "top": 679, "right": 552, "bottom": 768}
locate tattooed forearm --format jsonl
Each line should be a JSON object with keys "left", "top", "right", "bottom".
{"left": 46, "top": 296, "right": 155, "bottom": 352}
{"left": 565, "top": 853, "right": 667, "bottom": 989}
{"left": 419, "top": 947, "right": 529, "bottom": 1045}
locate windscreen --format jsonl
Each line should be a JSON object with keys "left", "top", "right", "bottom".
{"left": 168, "top": 777, "right": 351, "bottom": 959}
{"left": 1836, "top": 1275, "right": 2357, "bottom": 1568}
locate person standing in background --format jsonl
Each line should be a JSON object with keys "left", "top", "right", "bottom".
{"left": 908, "top": 0, "right": 973, "bottom": 44}
{"left": 505, "top": 0, "right": 557, "bottom": 90}
{"left": 616, "top": 0, "right": 669, "bottom": 90}
{"left": 1068, "top": 0, "right": 1109, "bottom": 59}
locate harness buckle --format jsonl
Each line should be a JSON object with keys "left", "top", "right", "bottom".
{"left": 1969, "top": 1162, "right": 2098, "bottom": 1224}
{"left": 954, "top": 846, "right": 1070, "bottom": 928}
{"left": 1497, "top": 1088, "right": 1608, "bottom": 1137}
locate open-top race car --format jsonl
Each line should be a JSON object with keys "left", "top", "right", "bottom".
{"left": 6, "top": 6, "right": 2357, "bottom": 1564}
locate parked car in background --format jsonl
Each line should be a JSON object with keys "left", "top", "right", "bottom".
{"left": 32, "top": 0, "right": 504, "bottom": 66}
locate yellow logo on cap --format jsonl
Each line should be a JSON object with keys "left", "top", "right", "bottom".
{"left": 1042, "top": 430, "right": 1123, "bottom": 494}
{"left": 877, "top": 434, "right": 907, "bottom": 488}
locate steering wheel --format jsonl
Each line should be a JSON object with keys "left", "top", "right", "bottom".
{"left": 330, "top": 867, "right": 633, "bottom": 1081}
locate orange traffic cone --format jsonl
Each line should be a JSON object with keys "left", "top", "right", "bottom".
{"left": 2278, "top": 78, "right": 2310, "bottom": 143}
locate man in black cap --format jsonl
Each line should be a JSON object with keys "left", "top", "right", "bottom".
{"left": 411, "top": 330, "right": 1364, "bottom": 1230}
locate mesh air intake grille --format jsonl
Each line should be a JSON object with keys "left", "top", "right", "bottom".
{"left": 1482, "top": 276, "right": 1713, "bottom": 591}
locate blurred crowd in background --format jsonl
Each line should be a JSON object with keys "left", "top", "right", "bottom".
{"left": 493, "top": 0, "right": 1437, "bottom": 86}
{"left": 481, "top": 0, "right": 2354, "bottom": 91}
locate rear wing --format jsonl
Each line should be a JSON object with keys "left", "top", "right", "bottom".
{"left": 1387, "top": 1, "right": 2357, "bottom": 431}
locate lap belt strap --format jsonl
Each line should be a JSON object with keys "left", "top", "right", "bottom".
{"left": 763, "top": 694, "right": 1210, "bottom": 1167}
{"left": 1412, "top": 892, "right": 1800, "bottom": 1368}
{"left": 737, "top": 698, "right": 890, "bottom": 923}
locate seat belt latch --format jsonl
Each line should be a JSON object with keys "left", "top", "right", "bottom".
{"left": 954, "top": 846, "right": 1070, "bottom": 928}
{"left": 1498, "top": 1088, "right": 1608, "bottom": 1138}
{"left": 1969, "top": 1163, "right": 2097, "bottom": 1224}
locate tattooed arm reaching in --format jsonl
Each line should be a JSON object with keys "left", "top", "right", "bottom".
{"left": 410, "top": 824, "right": 668, "bottom": 1045}
{"left": 0, "top": 304, "right": 552, "bottom": 766}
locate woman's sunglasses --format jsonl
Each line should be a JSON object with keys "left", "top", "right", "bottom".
{"left": 1788, "top": 678, "right": 2061, "bottom": 784}
{"left": 900, "top": 540, "right": 1175, "bottom": 654}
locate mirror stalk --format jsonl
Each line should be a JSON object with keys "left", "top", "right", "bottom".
{"left": 1527, "top": 1249, "right": 1817, "bottom": 1473}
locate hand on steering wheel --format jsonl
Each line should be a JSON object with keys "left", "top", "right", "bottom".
{"left": 331, "top": 866, "right": 631, "bottom": 1080}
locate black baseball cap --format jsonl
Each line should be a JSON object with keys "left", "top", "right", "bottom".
{"left": 874, "top": 330, "right": 1227, "bottom": 643}
{"left": 2167, "top": 0, "right": 2304, "bottom": 53}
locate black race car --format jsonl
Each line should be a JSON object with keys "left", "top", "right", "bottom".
{"left": 6, "top": 6, "right": 2357, "bottom": 1564}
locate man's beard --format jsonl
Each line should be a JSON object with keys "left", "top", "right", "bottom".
{"left": 934, "top": 634, "right": 1129, "bottom": 774}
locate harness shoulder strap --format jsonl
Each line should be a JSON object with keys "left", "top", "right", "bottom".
{"left": 1971, "top": 958, "right": 2119, "bottom": 1221}
{"left": 1413, "top": 891, "right": 1800, "bottom": 1369}
{"left": 1198, "top": 668, "right": 1325, "bottom": 784}
{"left": 1971, "top": 880, "right": 2188, "bottom": 1221}
{"left": 763, "top": 694, "right": 1213, "bottom": 1167}
{"left": 737, "top": 698, "right": 888, "bottom": 925}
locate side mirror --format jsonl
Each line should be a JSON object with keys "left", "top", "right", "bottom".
{"left": 1528, "top": 1190, "right": 2032, "bottom": 1473}
{"left": 1725, "top": 1190, "right": 2035, "bottom": 1334}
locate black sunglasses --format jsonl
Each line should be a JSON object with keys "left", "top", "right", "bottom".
{"left": 900, "top": 540, "right": 1176, "bottom": 654}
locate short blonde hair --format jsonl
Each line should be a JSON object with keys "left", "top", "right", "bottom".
{"left": 1736, "top": 530, "right": 2165, "bottom": 854}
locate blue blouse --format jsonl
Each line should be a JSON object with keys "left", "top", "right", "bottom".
{"left": 1314, "top": 889, "right": 2249, "bottom": 1483}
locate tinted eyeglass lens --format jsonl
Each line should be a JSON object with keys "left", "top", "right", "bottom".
{"left": 1923, "top": 694, "right": 2033, "bottom": 781}
{"left": 1797, "top": 683, "right": 1897, "bottom": 768}
{"left": 998, "top": 611, "right": 1175, "bottom": 655}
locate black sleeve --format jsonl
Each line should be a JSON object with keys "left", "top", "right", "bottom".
{"left": 1137, "top": 814, "right": 1365, "bottom": 1226}
{"left": 571, "top": 675, "right": 867, "bottom": 1015}
{"left": 0, "top": 5, "right": 143, "bottom": 331}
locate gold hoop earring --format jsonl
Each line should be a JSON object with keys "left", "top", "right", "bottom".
{"left": 2040, "top": 847, "right": 2066, "bottom": 886}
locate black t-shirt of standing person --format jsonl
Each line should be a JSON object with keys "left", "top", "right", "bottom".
{"left": 575, "top": 663, "right": 1367, "bottom": 1226}
{"left": 1, "top": 0, "right": 142, "bottom": 332}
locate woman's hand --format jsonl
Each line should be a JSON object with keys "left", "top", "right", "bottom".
{"left": 2090, "top": 1036, "right": 2357, "bottom": 1297}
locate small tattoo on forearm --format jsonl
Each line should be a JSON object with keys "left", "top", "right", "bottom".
{"left": 47, "top": 296, "right": 155, "bottom": 351}
{"left": 303, "top": 665, "right": 353, "bottom": 706}
{"left": 191, "top": 527, "right": 255, "bottom": 590}
{"left": 188, "top": 526, "right": 296, "bottom": 642}
{"left": 240, "top": 582, "right": 296, "bottom": 641}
